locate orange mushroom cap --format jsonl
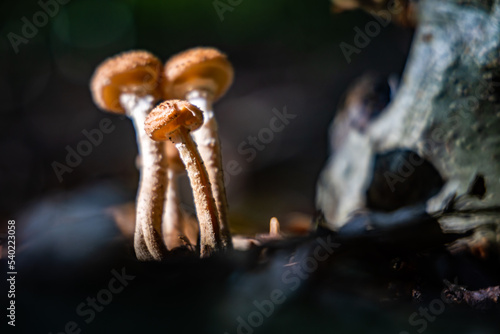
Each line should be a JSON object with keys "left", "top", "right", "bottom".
{"left": 91, "top": 50, "right": 163, "bottom": 113}
{"left": 164, "top": 47, "right": 234, "bottom": 101}
{"left": 145, "top": 100, "right": 204, "bottom": 141}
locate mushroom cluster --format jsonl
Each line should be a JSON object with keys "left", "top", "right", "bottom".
{"left": 90, "top": 48, "right": 234, "bottom": 260}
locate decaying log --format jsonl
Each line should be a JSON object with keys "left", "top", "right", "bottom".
{"left": 318, "top": 0, "right": 500, "bottom": 247}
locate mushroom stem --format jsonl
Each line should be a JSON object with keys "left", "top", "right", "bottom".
{"left": 170, "top": 126, "right": 222, "bottom": 257}
{"left": 269, "top": 217, "right": 281, "bottom": 237}
{"left": 162, "top": 168, "right": 185, "bottom": 249}
{"left": 120, "top": 93, "right": 169, "bottom": 261}
{"left": 186, "top": 89, "right": 232, "bottom": 249}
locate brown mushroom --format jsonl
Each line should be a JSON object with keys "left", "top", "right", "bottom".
{"left": 145, "top": 100, "right": 222, "bottom": 257}
{"left": 257, "top": 217, "right": 283, "bottom": 241}
{"left": 269, "top": 217, "right": 281, "bottom": 237}
{"left": 164, "top": 47, "right": 234, "bottom": 249}
{"left": 90, "top": 50, "right": 168, "bottom": 261}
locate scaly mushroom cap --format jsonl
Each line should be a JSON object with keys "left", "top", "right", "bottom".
{"left": 165, "top": 140, "right": 185, "bottom": 173}
{"left": 164, "top": 47, "right": 234, "bottom": 101}
{"left": 145, "top": 100, "right": 204, "bottom": 141}
{"left": 91, "top": 50, "right": 163, "bottom": 113}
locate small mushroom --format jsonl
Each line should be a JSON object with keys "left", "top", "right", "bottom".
{"left": 257, "top": 217, "right": 283, "bottom": 241}
{"left": 90, "top": 50, "right": 168, "bottom": 261}
{"left": 145, "top": 100, "right": 222, "bottom": 257}
{"left": 164, "top": 47, "right": 234, "bottom": 249}
{"left": 269, "top": 217, "right": 281, "bottom": 237}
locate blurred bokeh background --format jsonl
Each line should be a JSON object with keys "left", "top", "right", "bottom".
{"left": 0, "top": 0, "right": 413, "bottom": 235}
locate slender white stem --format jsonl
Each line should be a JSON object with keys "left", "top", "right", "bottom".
{"left": 121, "top": 93, "right": 168, "bottom": 261}
{"left": 170, "top": 127, "right": 221, "bottom": 257}
{"left": 187, "top": 90, "right": 232, "bottom": 249}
